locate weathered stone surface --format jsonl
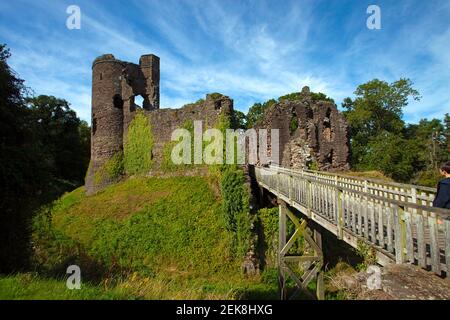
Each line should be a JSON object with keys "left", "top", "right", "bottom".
{"left": 86, "top": 53, "right": 232, "bottom": 194}
{"left": 333, "top": 264, "right": 450, "bottom": 300}
{"left": 86, "top": 54, "right": 350, "bottom": 194}
{"left": 256, "top": 86, "right": 350, "bottom": 171}
{"left": 145, "top": 94, "right": 233, "bottom": 171}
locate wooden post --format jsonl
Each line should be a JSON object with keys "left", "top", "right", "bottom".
{"left": 363, "top": 180, "right": 369, "bottom": 240}
{"left": 404, "top": 211, "right": 414, "bottom": 263}
{"left": 277, "top": 171, "right": 280, "bottom": 195}
{"left": 445, "top": 219, "right": 450, "bottom": 277}
{"left": 428, "top": 213, "right": 440, "bottom": 275}
{"left": 394, "top": 205, "right": 407, "bottom": 264}
{"left": 314, "top": 228, "right": 324, "bottom": 300}
{"left": 278, "top": 202, "right": 287, "bottom": 300}
{"left": 415, "top": 211, "right": 426, "bottom": 268}
{"left": 307, "top": 179, "right": 312, "bottom": 218}
{"left": 337, "top": 185, "right": 343, "bottom": 240}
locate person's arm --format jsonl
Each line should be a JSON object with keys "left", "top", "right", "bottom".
{"left": 433, "top": 182, "right": 450, "bottom": 208}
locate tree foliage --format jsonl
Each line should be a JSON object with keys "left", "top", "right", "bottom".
{"left": 246, "top": 90, "right": 334, "bottom": 128}
{"left": 26, "top": 95, "right": 91, "bottom": 185}
{"left": 0, "top": 44, "right": 47, "bottom": 271}
{"left": 246, "top": 99, "right": 276, "bottom": 128}
{"left": 343, "top": 78, "right": 448, "bottom": 185}
{"left": 231, "top": 110, "right": 247, "bottom": 129}
{"left": 0, "top": 44, "right": 90, "bottom": 272}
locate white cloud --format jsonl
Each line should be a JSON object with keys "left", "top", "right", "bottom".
{"left": 1, "top": 0, "right": 449, "bottom": 123}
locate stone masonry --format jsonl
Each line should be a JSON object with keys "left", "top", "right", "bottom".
{"left": 86, "top": 54, "right": 350, "bottom": 194}
{"left": 255, "top": 86, "right": 350, "bottom": 171}
{"left": 86, "top": 53, "right": 232, "bottom": 194}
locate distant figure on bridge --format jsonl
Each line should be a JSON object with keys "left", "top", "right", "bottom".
{"left": 433, "top": 162, "right": 450, "bottom": 209}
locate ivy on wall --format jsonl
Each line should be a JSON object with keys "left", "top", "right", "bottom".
{"left": 220, "top": 165, "right": 253, "bottom": 258}
{"left": 94, "top": 151, "right": 124, "bottom": 185}
{"left": 124, "top": 111, "right": 154, "bottom": 175}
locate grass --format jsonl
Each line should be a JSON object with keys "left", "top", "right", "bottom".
{"left": 94, "top": 151, "right": 124, "bottom": 185}
{"left": 0, "top": 273, "right": 135, "bottom": 300}
{"left": 25, "top": 175, "right": 278, "bottom": 300}
{"left": 343, "top": 170, "right": 394, "bottom": 182}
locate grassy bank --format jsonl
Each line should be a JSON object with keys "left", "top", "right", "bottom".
{"left": 1, "top": 175, "right": 277, "bottom": 300}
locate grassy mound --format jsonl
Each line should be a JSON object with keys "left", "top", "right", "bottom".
{"left": 23, "top": 175, "right": 277, "bottom": 300}
{"left": 0, "top": 273, "right": 134, "bottom": 300}
{"left": 342, "top": 170, "right": 394, "bottom": 182}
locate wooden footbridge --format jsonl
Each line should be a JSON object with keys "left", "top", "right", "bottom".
{"left": 253, "top": 165, "right": 450, "bottom": 300}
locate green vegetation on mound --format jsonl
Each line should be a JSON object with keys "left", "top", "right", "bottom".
{"left": 0, "top": 273, "right": 134, "bottom": 300}
{"left": 220, "top": 166, "right": 253, "bottom": 258}
{"left": 29, "top": 175, "right": 277, "bottom": 299}
{"left": 94, "top": 151, "right": 124, "bottom": 185}
{"left": 124, "top": 112, "right": 154, "bottom": 175}
{"left": 341, "top": 170, "right": 394, "bottom": 182}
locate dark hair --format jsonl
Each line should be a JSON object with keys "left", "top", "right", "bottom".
{"left": 441, "top": 162, "right": 450, "bottom": 174}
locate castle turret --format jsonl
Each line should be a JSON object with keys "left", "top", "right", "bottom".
{"left": 86, "top": 54, "right": 125, "bottom": 194}
{"left": 139, "top": 54, "right": 160, "bottom": 110}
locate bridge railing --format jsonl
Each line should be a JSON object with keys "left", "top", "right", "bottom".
{"left": 254, "top": 165, "right": 450, "bottom": 278}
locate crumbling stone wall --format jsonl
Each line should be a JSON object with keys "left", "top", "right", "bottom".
{"left": 145, "top": 94, "right": 233, "bottom": 170}
{"left": 256, "top": 86, "right": 350, "bottom": 171}
{"left": 86, "top": 53, "right": 350, "bottom": 194}
{"left": 86, "top": 53, "right": 232, "bottom": 194}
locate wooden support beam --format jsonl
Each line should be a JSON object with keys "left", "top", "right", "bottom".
{"left": 314, "top": 228, "right": 324, "bottom": 300}
{"left": 278, "top": 201, "right": 287, "bottom": 300}
{"left": 256, "top": 166, "right": 448, "bottom": 281}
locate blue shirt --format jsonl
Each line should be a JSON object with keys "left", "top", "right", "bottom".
{"left": 433, "top": 177, "right": 450, "bottom": 209}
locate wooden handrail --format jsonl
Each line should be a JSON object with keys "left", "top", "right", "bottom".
{"left": 254, "top": 165, "right": 450, "bottom": 277}
{"left": 268, "top": 164, "right": 437, "bottom": 193}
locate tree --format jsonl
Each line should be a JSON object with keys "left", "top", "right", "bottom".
{"left": 246, "top": 90, "right": 334, "bottom": 128}
{"left": 246, "top": 99, "right": 276, "bottom": 128}
{"left": 231, "top": 110, "right": 247, "bottom": 129}
{"left": 343, "top": 78, "right": 421, "bottom": 174}
{"left": 405, "top": 119, "right": 446, "bottom": 170}
{"left": 0, "top": 45, "right": 91, "bottom": 272}
{"left": 405, "top": 117, "right": 449, "bottom": 186}
{"left": 279, "top": 91, "right": 334, "bottom": 103}
{"left": 26, "top": 95, "right": 90, "bottom": 185}
{"left": 362, "top": 132, "right": 421, "bottom": 182}
{"left": 0, "top": 44, "right": 50, "bottom": 272}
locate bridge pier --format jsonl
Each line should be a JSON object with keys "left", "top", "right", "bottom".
{"left": 278, "top": 200, "right": 325, "bottom": 300}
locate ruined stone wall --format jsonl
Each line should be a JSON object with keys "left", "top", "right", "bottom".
{"left": 86, "top": 54, "right": 160, "bottom": 194}
{"left": 86, "top": 53, "right": 349, "bottom": 194}
{"left": 146, "top": 94, "right": 233, "bottom": 170}
{"left": 256, "top": 86, "right": 350, "bottom": 171}
{"left": 86, "top": 53, "right": 232, "bottom": 194}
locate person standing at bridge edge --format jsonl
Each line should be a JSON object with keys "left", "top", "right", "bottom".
{"left": 433, "top": 162, "right": 450, "bottom": 209}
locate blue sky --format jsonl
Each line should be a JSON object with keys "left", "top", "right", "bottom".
{"left": 0, "top": 0, "right": 449, "bottom": 123}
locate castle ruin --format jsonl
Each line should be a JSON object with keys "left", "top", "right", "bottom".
{"left": 86, "top": 53, "right": 350, "bottom": 194}
{"left": 255, "top": 86, "right": 350, "bottom": 171}
{"left": 86, "top": 54, "right": 233, "bottom": 194}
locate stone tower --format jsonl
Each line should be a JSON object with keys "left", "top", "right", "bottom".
{"left": 86, "top": 53, "right": 160, "bottom": 194}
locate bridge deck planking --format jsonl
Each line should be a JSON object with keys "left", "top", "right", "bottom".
{"left": 255, "top": 166, "right": 450, "bottom": 277}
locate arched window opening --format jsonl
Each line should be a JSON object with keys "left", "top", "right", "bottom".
{"left": 134, "top": 95, "right": 144, "bottom": 109}
{"left": 113, "top": 94, "right": 123, "bottom": 110}
{"left": 325, "top": 149, "right": 333, "bottom": 166}
{"left": 323, "top": 108, "right": 332, "bottom": 142}
{"left": 305, "top": 107, "right": 313, "bottom": 120}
